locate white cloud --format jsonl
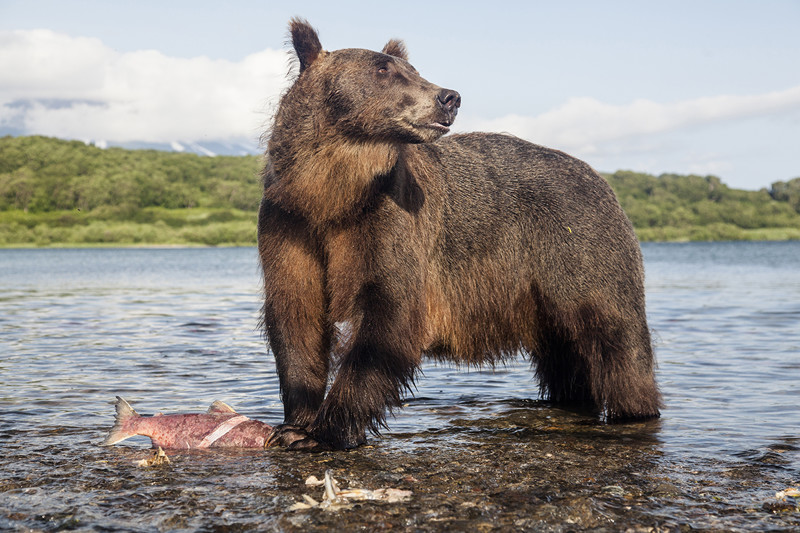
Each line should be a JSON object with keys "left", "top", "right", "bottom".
{"left": 0, "top": 29, "right": 290, "bottom": 143}
{"left": 458, "top": 85, "right": 800, "bottom": 155}
{"left": 1, "top": 28, "right": 798, "bottom": 190}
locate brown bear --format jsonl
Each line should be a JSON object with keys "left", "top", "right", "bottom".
{"left": 259, "top": 18, "right": 661, "bottom": 450}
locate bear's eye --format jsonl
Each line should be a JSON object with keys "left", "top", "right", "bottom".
{"left": 377, "top": 64, "right": 390, "bottom": 75}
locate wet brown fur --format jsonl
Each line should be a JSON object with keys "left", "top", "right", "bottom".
{"left": 259, "top": 19, "right": 662, "bottom": 450}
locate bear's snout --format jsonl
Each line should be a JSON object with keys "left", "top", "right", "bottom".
{"left": 437, "top": 89, "right": 461, "bottom": 124}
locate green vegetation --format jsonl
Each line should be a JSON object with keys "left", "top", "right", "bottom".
{"left": 0, "top": 135, "right": 262, "bottom": 246}
{"left": 605, "top": 171, "right": 800, "bottom": 241}
{"left": 0, "top": 207, "right": 257, "bottom": 247}
{"left": 1, "top": 135, "right": 798, "bottom": 246}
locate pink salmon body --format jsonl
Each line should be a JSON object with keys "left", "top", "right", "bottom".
{"left": 102, "top": 396, "right": 273, "bottom": 449}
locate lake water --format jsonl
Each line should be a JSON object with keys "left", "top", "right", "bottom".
{"left": 1, "top": 242, "right": 799, "bottom": 531}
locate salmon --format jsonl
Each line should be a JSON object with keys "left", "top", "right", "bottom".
{"left": 102, "top": 396, "right": 273, "bottom": 449}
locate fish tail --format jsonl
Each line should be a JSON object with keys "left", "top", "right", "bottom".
{"left": 101, "top": 396, "right": 140, "bottom": 446}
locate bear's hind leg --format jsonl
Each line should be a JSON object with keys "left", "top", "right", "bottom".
{"left": 590, "top": 317, "right": 662, "bottom": 421}
{"left": 572, "top": 305, "right": 662, "bottom": 420}
{"left": 532, "top": 334, "right": 596, "bottom": 409}
{"left": 532, "top": 298, "right": 661, "bottom": 420}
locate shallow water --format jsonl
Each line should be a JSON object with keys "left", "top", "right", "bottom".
{"left": 1, "top": 243, "right": 799, "bottom": 531}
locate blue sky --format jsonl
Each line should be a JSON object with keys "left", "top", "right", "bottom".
{"left": 1, "top": 0, "right": 798, "bottom": 189}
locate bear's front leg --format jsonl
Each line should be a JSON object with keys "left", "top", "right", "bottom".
{"left": 258, "top": 201, "right": 331, "bottom": 448}
{"left": 303, "top": 281, "right": 424, "bottom": 450}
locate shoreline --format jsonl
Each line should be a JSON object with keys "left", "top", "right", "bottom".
{"left": 2, "top": 233, "right": 799, "bottom": 249}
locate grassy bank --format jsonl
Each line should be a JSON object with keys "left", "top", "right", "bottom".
{"left": 3, "top": 207, "right": 799, "bottom": 248}
{"left": 2, "top": 136, "right": 799, "bottom": 246}
{"left": 635, "top": 224, "right": 800, "bottom": 242}
{"left": 0, "top": 207, "right": 257, "bottom": 247}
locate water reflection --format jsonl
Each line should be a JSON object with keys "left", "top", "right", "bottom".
{"left": 1, "top": 243, "right": 799, "bottom": 530}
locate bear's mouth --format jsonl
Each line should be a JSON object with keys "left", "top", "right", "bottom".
{"left": 416, "top": 122, "right": 450, "bottom": 134}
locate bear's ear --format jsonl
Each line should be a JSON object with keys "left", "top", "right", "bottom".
{"left": 382, "top": 39, "right": 408, "bottom": 61}
{"left": 289, "top": 18, "right": 323, "bottom": 72}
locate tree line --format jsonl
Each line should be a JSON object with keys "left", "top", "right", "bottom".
{"left": 1, "top": 135, "right": 799, "bottom": 244}
{"left": 606, "top": 171, "right": 800, "bottom": 240}
{"left": 0, "top": 135, "right": 263, "bottom": 213}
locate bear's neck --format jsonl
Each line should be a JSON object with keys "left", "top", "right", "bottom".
{"left": 266, "top": 133, "right": 400, "bottom": 226}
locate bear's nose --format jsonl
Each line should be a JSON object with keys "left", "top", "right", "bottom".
{"left": 437, "top": 89, "right": 461, "bottom": 113}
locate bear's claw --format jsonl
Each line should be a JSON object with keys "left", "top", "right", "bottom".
{"left": 266, "top": 424, "right": 332, "bottom": 451}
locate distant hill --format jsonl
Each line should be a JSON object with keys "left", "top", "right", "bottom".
{"left": 88, "top": 139, "right": 261, "bottom": 157}
{"left": 1, "top": 135, "right": 798, "bottom": 245}
{"left": 0, "top": 135, "right": 263, "bottom": 212}
{"left": 604, "top": 170, "right": 800, "bottom": 241}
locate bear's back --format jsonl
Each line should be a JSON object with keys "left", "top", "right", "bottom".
{"left": 423, "top": 132, "right": 634, "bottom": 248}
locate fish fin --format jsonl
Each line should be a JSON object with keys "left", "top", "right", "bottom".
{"left": 101, "top": 396, "right": 140, "bottom": 446}
{"left": 207, "top": 400, "right": 237, "bottom": 414}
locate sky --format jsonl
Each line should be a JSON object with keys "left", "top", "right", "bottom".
{"left": 1, "top": 0, "right": 799, "bottom": 190}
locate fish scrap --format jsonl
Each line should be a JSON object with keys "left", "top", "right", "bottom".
{"left": 289, "top": 470, "right": 412, "bottom": 511}
{"left": 136, "top": 447, "right": 171, "bottom": 467}
{"left": 775, "top": 487, "right": 800, "bottom": 501}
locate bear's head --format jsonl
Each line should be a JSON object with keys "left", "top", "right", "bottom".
{"left": 281, "top": 18, "right": 460, "bottom": 145}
